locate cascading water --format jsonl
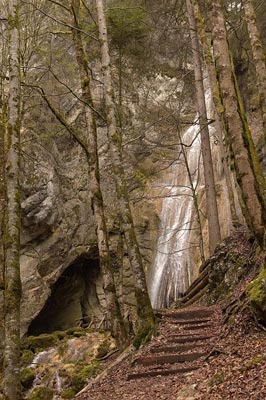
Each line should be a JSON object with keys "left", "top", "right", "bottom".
{"left": 149, "top": 90, "right": 212, "bottom": 309}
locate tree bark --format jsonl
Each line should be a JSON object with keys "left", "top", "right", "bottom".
{"left": 71, "top": 0, "right": 126, "bottom": 344}
{"left": 186, "top": 0, "right": 221, "bottom": 255}
{"left": 243, "top": 0, "right": 266, "bottom": 141}
{"left": 95, "top": 0, "right": 154, "bottom": 336}
{"left": 0, "top": 103, "right": 6, "bottom": 371}
{"left": 193, "top": 0, "right": 239, "bottom": 227}
{"left": 209, "top": 0, "right": 266, "bottom": 247}
{"left": 4, "top": 1, "right": 22, "bottom": 399}
{"left": 178, "top": 129, "right": 205, "bottom": 264}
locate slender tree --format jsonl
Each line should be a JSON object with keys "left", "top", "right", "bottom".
{"left": 243, "top": 0, "right": 266, "bottom": 141}
{"left": 193, "top": 0, "right": 239, "bottom": 227}
{"left": 177, "top": 128, "right": 205, "bottom": 264}
{"left": 4, "top": 0, "right": 22, "bottom": 398}
{"left": 186, "top": 0, "right": 221, "bottom": 255}
{"left": 0, "top": 101, "right": 6, "bottom": 371}
{"left": 70, "top": 0, "right": 126, "bottom": 343}
{"left": 95, "top": 0, "right": 154, "bottom": 338}
{"left": 209, "top": 0, "right": 266, "bottom": 247}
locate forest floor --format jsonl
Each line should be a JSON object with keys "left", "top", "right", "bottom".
{"left": 76, "top": 303, "right": 266, "bottom": 400}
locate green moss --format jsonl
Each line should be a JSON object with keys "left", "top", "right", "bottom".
{"left": 247, "top": 265, "right": 266, "bottom": 320}
{"left": 20, "top": 367, "right": 35, "bottom": 388}
{"left": 96, "top": 340, "right": 110, "bottom": 359}
{"left": 21, "top": 349, "right": 34, "bottom": 366}
{"left": 66, "top": 327, "right": 88, "bottom": 336}
{"left": 23, "top": 328, "right": 91, "bottom": 353}
{"left": 53, "top": 331, "right": 66, "bottom": 341}
{"left": 62, "top": 360, "right": 100, "bottom": 396}
{"left": 28, "top": 386, "right": 53, "bottom": 400}
{"left": 23, "top": 333, "right": 59, "bottom": 351}
{"left": 72, "top": 330, "right": 87, "bottom": 338}
{"left": 61, "top": 388, "right": 76, "bottom": 399}
{"left": 133, "top": 324, "right": 153, "bottom": 350}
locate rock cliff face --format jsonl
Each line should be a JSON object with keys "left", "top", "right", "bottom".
{"left": 20, "top": 138, "right": 99, "bottom": 335}
{"left": 19, "top": 127, "right": 157, "bottom": 335}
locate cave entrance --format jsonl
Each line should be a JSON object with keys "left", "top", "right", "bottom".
{"left": 28, "top": 254, "right": 104, "bottom": 335}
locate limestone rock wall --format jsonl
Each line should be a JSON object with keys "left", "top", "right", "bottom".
{"left": 20, "top": 138, "right": 98, "bottom": 335}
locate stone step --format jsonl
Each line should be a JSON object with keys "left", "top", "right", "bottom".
{"left": 166, "top": 334, "right": 213, "bottom": 344}
{"left": 162, "top": 317, "right": 211, "bottom": 325}
{"left": 164, "top": 309, "right": 213, "bottom": 320}
{"left": 150, "top": 343, "right": 205, "bottom": 354}
{"left": 127, "top": 365, "right": 199, "bottom": 380}
{"left": 134, "top": 350, "right": 208, "bottom": 366}
{"left": 182, "top": 323, "right": 213, "bottom": 330}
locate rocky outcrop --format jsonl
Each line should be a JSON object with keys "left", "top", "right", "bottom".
{"left": 19, "top": 131, "right": 157, "bottom": 336}
{"left": 20, "top": 138, "right": 98, "bottom": 335}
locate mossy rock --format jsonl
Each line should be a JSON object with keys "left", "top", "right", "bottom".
{"left": 28, "top": 386, "right": 53, "bottom": 400}
{"left": 20, "top": 367, "right": 35, "bottom": 388}
{"left": 96, "top": 340, "right": 110, "bottom": 359}
{"left": 71, "top": 330, "right": 87, "bottom": 338}
{"left": 53, "top": 330, "right": 67, "bottom": 340}
{"left": 61, "top": 360, "right": 100, "bottom": 395}
{"left": 71, "top": 361, "right": 99, "bottom": 392}
{"left": 23, "top": 333, "right": 59, "bottom": 351}
{"left": 133, "top": 324, "right": 153, "bottom": 350}
{"left": 61, "top": 388, "right": 76, "bottom": 399}
{"left": 21, "top": 349, "right": 34, "bottom": 366}
{"left": 66, "top": 327, "right": 88, "bottom": 337}
{"left": 247, "top": 266, "right": 266, "bottom": 322}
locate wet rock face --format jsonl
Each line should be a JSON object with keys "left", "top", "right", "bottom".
{"left": 21, "top": 330, "right": 116, "bottom": 399}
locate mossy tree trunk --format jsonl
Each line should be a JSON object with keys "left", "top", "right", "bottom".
{"left": 71, "top": 0, "right": 126, "bottom": 344}
{"left": 186, "top": 0, "right": 221, "bottom": 255}
{"left": 95, "top": 0, "right": 154, "bottom": 337}
{"left": 193, "top": 0, "right": 239, "bottom": 227}
{"left": 0, "top": 103, "right": 7, "bottom": 371}
{"left": 4, "top": 0, "right": 22, "bottom": 399}
{"left": 243, "top": 0, "right": 266, "bottom": 142}
{"left": 209, "top": 0, "right": 266, "bottom": 248}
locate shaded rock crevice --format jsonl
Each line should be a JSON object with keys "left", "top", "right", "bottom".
{"left": 27, "top": 253, "right": 105, "bottom": 336}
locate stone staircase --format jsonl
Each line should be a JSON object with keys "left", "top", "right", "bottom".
{"left": 128, "top": 306, "right": 217, "bottom": 380}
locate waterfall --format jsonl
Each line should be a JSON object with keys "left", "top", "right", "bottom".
{"left": 149, "top": 90, "right": 212, "bottom": 309}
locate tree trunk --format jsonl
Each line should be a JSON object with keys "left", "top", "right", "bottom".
{"left": 209, "top": 0, "right": 266, "bottom": 247}
{"left": 186, "top": 0, "right": 221, "bottom": 255}
{"left": 4, "top": 1, "right": 22, "bottom": 399}
{"left": 0, "top": 103, "right": 6, "bottom": 371}
{"left": 95, "top": 0, "right": 154, "bottom": 337}
{"left": 178, "top": 129, "right": 205, "bottom": 264}
{"left": 71, "top": 0, "right": 126, "bottom": 344}
{"left": 193, "top": 0, "right": 239, "bottom": 227}
{"left": 243, "top": 0, "right": 266, "bottom": 141}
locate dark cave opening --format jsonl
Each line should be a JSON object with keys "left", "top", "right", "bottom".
{"left": 28, "top": 254, "right": 103, "bottom": 335}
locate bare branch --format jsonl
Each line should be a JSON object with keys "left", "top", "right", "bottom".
{"left": 21, "top": 0, "right": 98, "bottom": 41}
{"left": 22, "top": 82, "right": 89, "bottom": 158}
